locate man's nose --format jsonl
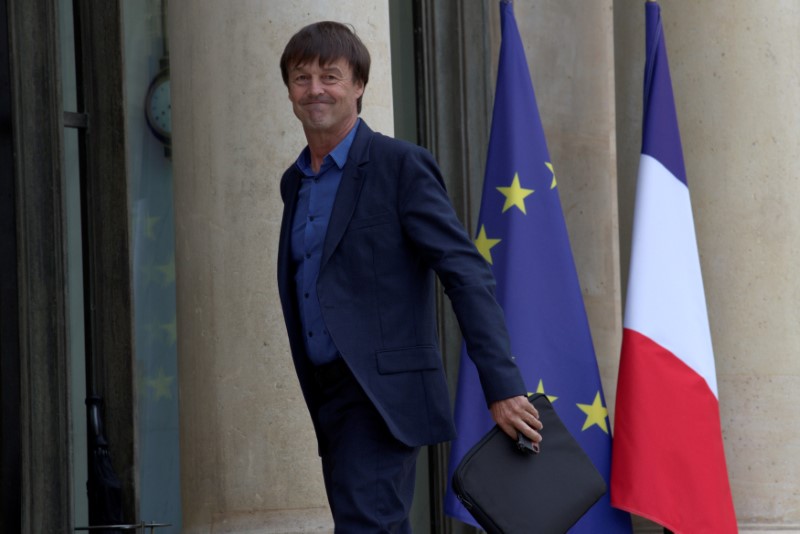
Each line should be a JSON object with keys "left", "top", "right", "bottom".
{"left": 308, "top": 76, "right": 325, "bottom": 95}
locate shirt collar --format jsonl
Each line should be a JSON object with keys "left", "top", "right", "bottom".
{"left": 296, "top": 118, "right": 361, "bottom": 176}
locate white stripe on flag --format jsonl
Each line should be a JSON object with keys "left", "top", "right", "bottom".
{"left": 624, "top": 154, "right": 718, "bottom": 397}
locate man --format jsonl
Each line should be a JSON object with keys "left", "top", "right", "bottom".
{"left": 276, "top": 21, "right": 542, "bottom": 532}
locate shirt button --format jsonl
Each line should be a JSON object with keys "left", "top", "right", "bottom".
{"left": 307, "top": 331, "right": 313, "bottom": 338}
{"left": 305, "top": 253, "right": 311, "bottom": 259}
{"left": 309, "top": 215, "right": 315, "bottom": 221}
{"left": 304, "top": 292, "right": 309, "bottom": 298}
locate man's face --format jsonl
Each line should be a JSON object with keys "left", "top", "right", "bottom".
{"left": 287, "top": 57, "right": 364, "bottom": 135}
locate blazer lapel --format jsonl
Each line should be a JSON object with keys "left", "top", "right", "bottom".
{"left": 320, "top": 122, "right": 373, "bottom": 270}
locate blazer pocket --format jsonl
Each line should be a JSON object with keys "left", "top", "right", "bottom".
{"left": 376, "top": 345, "right": 441, "bottom": 374}
{"left": 348, "top": 211, "right": 392, "bottom": 230}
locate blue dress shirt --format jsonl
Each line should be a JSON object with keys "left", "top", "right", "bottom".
{"left": 290, "top": 120, "right": 360, "bottom": 366}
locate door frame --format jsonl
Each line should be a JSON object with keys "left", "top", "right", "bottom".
{"left": 6, "top": 0, "right": 72, "bottom": 529}
{"left": 2, "top": 0, "right": 135, "bottom": 530}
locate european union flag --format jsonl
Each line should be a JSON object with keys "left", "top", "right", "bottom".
{"left": 444, "top": 2, "right": 632, "bottom": 532}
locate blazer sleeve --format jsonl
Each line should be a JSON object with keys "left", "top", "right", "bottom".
{"left": 395, "top": 144, "right": 527, "bottom": 405}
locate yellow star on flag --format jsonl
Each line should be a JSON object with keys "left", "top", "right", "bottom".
{"left": 145, "top": 216, "right": 161, "bottom": 240}
{"left": 496, "top": 172, "right": 535, "bottom": 214}
{"left": 156, "top": 257, "right": 176, "bottom": 286}
{"left": 474, "top": 225, "right": 501, "bottom": 264}
{"left": 146, "top": 368, "right": 174, "bottom": 400}
{"left": 546, "top": 162, "right": 557, "bottom": 189}
{"left": 535, "top": 379, "right": 558, "bottom": 403}
{"left": 160, "top": 317, "right": 177, "bottom": 346}
{"left": 577, "top": 391, "right": 609, "bottom": 433}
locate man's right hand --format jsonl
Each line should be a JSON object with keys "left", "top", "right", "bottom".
{"left": 489, "top": 395, "right": 543, "bottom": 443}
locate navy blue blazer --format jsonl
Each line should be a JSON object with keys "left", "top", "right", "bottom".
{"left": 277, "top": 122, "right": 526, "bottom": 448}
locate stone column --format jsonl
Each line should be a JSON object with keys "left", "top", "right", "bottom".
{"left": 168, "top": 2, "right": 394, "bottom": 532}
{"left": 615, "top": 1, "right": 800, "bottom": 531}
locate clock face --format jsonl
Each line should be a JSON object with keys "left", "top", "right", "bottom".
{"left": 146, "top": 69, "right": 171, "bottom": 143}
{"left": 150, "top": 80, "right": 171, "bottom": 133}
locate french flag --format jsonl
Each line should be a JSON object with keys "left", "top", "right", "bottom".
{"left": 610, "top": 3, "right": 737, "bottom": 533}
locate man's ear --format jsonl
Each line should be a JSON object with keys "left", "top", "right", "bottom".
{"left": 354, "top": 79, "right": 365, "bottom": 98}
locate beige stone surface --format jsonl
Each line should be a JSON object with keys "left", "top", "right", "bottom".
{"left": 169, "top": 1, "right": 392, "bottom": 531}
{"left": 615, "top": 0, "right": 800, "bottom": 529}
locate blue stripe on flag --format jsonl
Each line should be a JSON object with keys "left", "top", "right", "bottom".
{"left": 642, "top": 2, "right": 687, "bottom": 185}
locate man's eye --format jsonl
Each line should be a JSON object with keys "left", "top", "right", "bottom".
{"left": 322, "top": 75, "right": 338, "bottom": 83}
{"left": 294, "top": 75, "right": 309, "bottom": 84}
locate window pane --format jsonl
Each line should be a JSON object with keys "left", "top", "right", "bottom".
{"left": 123, "top": 0, "right": 181, "bottom": 530}
{"left": 58, "top": 0, "right": 88, "bottom": 526}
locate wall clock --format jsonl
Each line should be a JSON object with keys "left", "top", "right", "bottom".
{"left": 145, "top": 67, "right": 171, "bottom": 147}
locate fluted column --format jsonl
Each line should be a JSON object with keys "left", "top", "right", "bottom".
{"left": 168, "top": 2, "right": 394, "bottom": 532}
{"left": 615, "top": 1, "right": 800, "bottom": 530}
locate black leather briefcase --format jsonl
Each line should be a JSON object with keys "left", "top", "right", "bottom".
{"left": 451, "top": 393, "right": 607, "bottom": 534}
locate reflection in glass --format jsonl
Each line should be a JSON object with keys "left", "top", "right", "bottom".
{"left": 124, "top": 0, "right": 182, "bottom": 530}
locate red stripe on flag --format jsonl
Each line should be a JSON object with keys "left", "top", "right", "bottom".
{"left": 611, "top": 328, "right": 736, "bottom": 533}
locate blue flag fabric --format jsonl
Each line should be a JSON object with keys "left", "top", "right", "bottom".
{"left": 444, "top": 2, "right": 632, "bottom": 532}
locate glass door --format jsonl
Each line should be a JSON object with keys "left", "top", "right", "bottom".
{"left": 59, "top": 0, "right": 182, "bottom": 529}
{"left": 124, "top": 0, "right": 182, "bottom": 530}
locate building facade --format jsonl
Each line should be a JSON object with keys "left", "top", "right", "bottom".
{"left": 1, "top": 0, "right": 798, "bottom": 532}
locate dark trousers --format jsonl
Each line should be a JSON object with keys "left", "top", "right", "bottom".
{"left": 315, "top": 359, "right": 420, "bottom": 533}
